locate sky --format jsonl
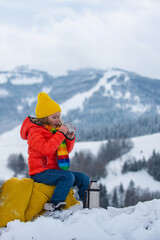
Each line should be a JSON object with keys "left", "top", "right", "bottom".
{"left": 0, "top": 0, "right": 160, "bottom": 79}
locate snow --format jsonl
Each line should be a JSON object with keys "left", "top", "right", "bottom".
{"left": 0, "top": 88, "right": 8, "bottom": 97}
{"left": 124, "top": 75, "right": 130, "bottom": 83}
{"left": 41, "top": 87, "right": 52, "bottom": 94}
{"left": 22, "top": 97, "right": 37, "bottom": 107}
{"left": 1, "top": 124, "right": 160, "bottom": 191}
{"left": 157, "top": 105, "right": 160, "bottom": 115}
{"left": 100, "top": 133, "right": 160, "bottom": 193}
{"left": 61, "top": 69, "right": 150, "bottom": 116}
{"left": 127, "top": 103, "right": 151, "bottom": 113}
{"left": 0, "top": 74, "right": 8, "bottom": 84}
{"left": 17, "top": 105, "right": 23, "bottom": 113}
{"left": 61, "top": 69, "right": 127, "bottom": 115}
{"left": 10, "top": 76, "right": 43, "bottom": 85}
{"left": 101, "top": 170, "right": 160, "bottom": 192}
{"left": 1, "top": 199, "right": 160, "bottom": 239}
{"left": 70, "top": 140, "right": 107, "bottom": 158}
{"left": 0, "top": 125, "right": 28, "bottom": 180}
{"left": 116, "top": 94, "right": 151, "bottom": 113}
{"left": 124, "top": 91, "right": 131, "bottom": 99}
{"left": 131, "top": 95, "right": 151, "bottom": 113}
{"left": 1, "top": 125, "right": 160, "bottom": 238}
{"left": 116, "top": 102, "right": 151, "bottom": 113}
{"left": 0, "top": 125, "right": 107, "bottom": 180}
{"left": 125, "top": 133, "right": 160, "bottom": 160}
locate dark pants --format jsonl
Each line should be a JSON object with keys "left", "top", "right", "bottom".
{"left": 31, "top": 169, "right": 90, "bottom": 205}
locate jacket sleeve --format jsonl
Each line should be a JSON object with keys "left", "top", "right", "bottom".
{"left": 28, "top": 128, "right": 65, "bottom": 156}
{"left": 65, "top": 136, "right": 75, "bottom": 154}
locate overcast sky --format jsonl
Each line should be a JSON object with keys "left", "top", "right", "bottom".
{"left": 0, "top": 0, "right": 160, "bottom": 79}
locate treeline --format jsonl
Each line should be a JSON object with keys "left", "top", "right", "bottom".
{"left": 71, "top": 146, "right": 160, "bottom": 208}
{"left": 70, "top": 138, "right": 133, "bottom": 180}
{"left": 122, "top": 150, "right": 160, "bottom": 181}
{"left": 101, "top": 150, "right": 160, "bottom": 208}
{"left": 3, "top": 138, "right": 132, "bottom": 183}
{"left": 100, "top": 180, "right": 160, "bottom": 209}
{"left": 2, "top": 139, "right": 160, "bottom": 209}
{"left": 78, "top": 115, "right": 160, "bottom": 141}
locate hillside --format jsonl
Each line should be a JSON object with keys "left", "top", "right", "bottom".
{"left": 100, "top": 133, "right": 160, "bottom": 193}
{"left": 0, "top": 199, "right": 160, "bottom": 240}
{"left": 0, "top": 124, "right": 107, "bottom": 180}
{"left": 0, "top": 124, "right": 160, "bottom": 196}
{"left": 0, "top": 66, "right": 160, "bottom": 140}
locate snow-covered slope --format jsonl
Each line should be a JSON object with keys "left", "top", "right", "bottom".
{"left": 61, "top": 69, "right": 129, "bottom": 115}
{"left": 1, "top": 66, "right": 160, "bottom": 138}
{"left": 100, "top": 133, "right": 160, "bottom": 193}
{"left": 0, "top": 124, "right": 160, "bottom": 195}
{"left": 0, "top": 199, "right": 160, "bottom": 240}
{"left": 1, "top": 125, "right": 160, "bottom": 239}
{"left": 0, "top": 124, "right": 107, "bottom": 180}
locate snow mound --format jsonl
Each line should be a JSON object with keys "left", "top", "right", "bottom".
{"left": 0, "top": 199, "right": 160, "bottom": 240}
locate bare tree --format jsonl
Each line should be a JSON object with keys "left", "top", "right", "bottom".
{"left": 7, "top": 153, "right": 28, "bottom": 177}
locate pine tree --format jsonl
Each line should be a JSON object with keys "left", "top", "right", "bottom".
{"left": 119, "top": 183, "right": 124, "bottom": 207}
{"left": 99, "top": 184, "right": 109, "bottom": 209}
{"left": 148, "top": 150, "right": 160, "bottom": 181}
{"left": 112, "top": 189, "right": 119, "bottom": 207}
{"left": 124, "top": 180, "right": 138, "bottom": 207}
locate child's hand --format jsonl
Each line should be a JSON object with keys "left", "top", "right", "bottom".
{"left": 67, "top": 127, "right": 76, "bottom": 139}
{"left": 59, "top": 125, "right": 69, "bottom": 135}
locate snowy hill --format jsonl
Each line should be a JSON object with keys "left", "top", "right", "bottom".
{"left": 0, "top": 124, "right": 107, "bottom": 180}
{"left": 0, "top": 123, "right": 160, "bottom": 196}
{"left": 100, "top": 133, "right": 160, "bottom": 193}
{"left": 0, "top": 199, "right": 160, "bottom": 240}
{"left": 0, "top": 66, "right": 160, "bottom": 139}
{"left": 1, "top": 125, "right": 160, "bottom": 239}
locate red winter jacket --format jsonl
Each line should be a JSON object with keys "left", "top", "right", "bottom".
{"left": 20, "top": 117, "right": 75, "bottom": 175}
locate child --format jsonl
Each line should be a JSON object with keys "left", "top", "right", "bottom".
{"left": 20, "top": 92, "right": 90, "bottom": 211}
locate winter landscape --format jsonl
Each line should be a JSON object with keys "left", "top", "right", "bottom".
{"left": 1, "top": 199, "right": 160, "bottom": 240}
{"left": 1, "top": 66, "right": 160, "bottom": 239}
{"left": 1, "top": 0, "right": 160, "bottom": 239}
{"left": 0, "top": 127, "right": 160, "bottom": 239}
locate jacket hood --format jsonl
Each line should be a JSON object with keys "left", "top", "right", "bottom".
{"left": 20, "top": 116, "right": 42, "bottom": 140}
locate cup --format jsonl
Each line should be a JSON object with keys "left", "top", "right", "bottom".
{"left": 63, "top": 121, "right": 75, "bottom": 134}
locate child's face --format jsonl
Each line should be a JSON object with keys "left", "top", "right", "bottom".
{"left": 47, "top": 112, "right": 61, "bottom": 128}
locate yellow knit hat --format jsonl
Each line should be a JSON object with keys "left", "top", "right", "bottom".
{"left": 35, "top": 92, "right": 61, "bottom": 118}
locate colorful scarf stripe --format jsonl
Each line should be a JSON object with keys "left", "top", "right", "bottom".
{"left": 45, "top": 125, "right": 70, "bottom": 170}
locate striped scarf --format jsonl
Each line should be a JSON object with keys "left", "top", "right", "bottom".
{"left": 45, "top": 125, "right": 70, "bottom": 170}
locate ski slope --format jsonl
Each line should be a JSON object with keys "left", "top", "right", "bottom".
{"left": 0, "top": 199, "right": 160, "bottom": 240}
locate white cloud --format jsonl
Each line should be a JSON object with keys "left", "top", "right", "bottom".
{"left": 0, "top": 0, "right": 160, "bottom": 79}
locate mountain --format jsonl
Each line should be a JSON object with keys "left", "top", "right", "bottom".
{"left": 0, "top": 199, "right": 160, "bottom": 239}
{"left": 1, "top": 66, "right": 160, "bottom": 238}
{"left": 0, "top": 66, "right": 160, "bottom": 139}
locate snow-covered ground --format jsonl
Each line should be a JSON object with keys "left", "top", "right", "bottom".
{"left": 100, "top": 133, "right": 160, "bottom": 193}
{"left": 1, "top": 127, "right": 160, "bottom": 239}
{"left": 1, "top": 199, "right": 160, "bottom": 240}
